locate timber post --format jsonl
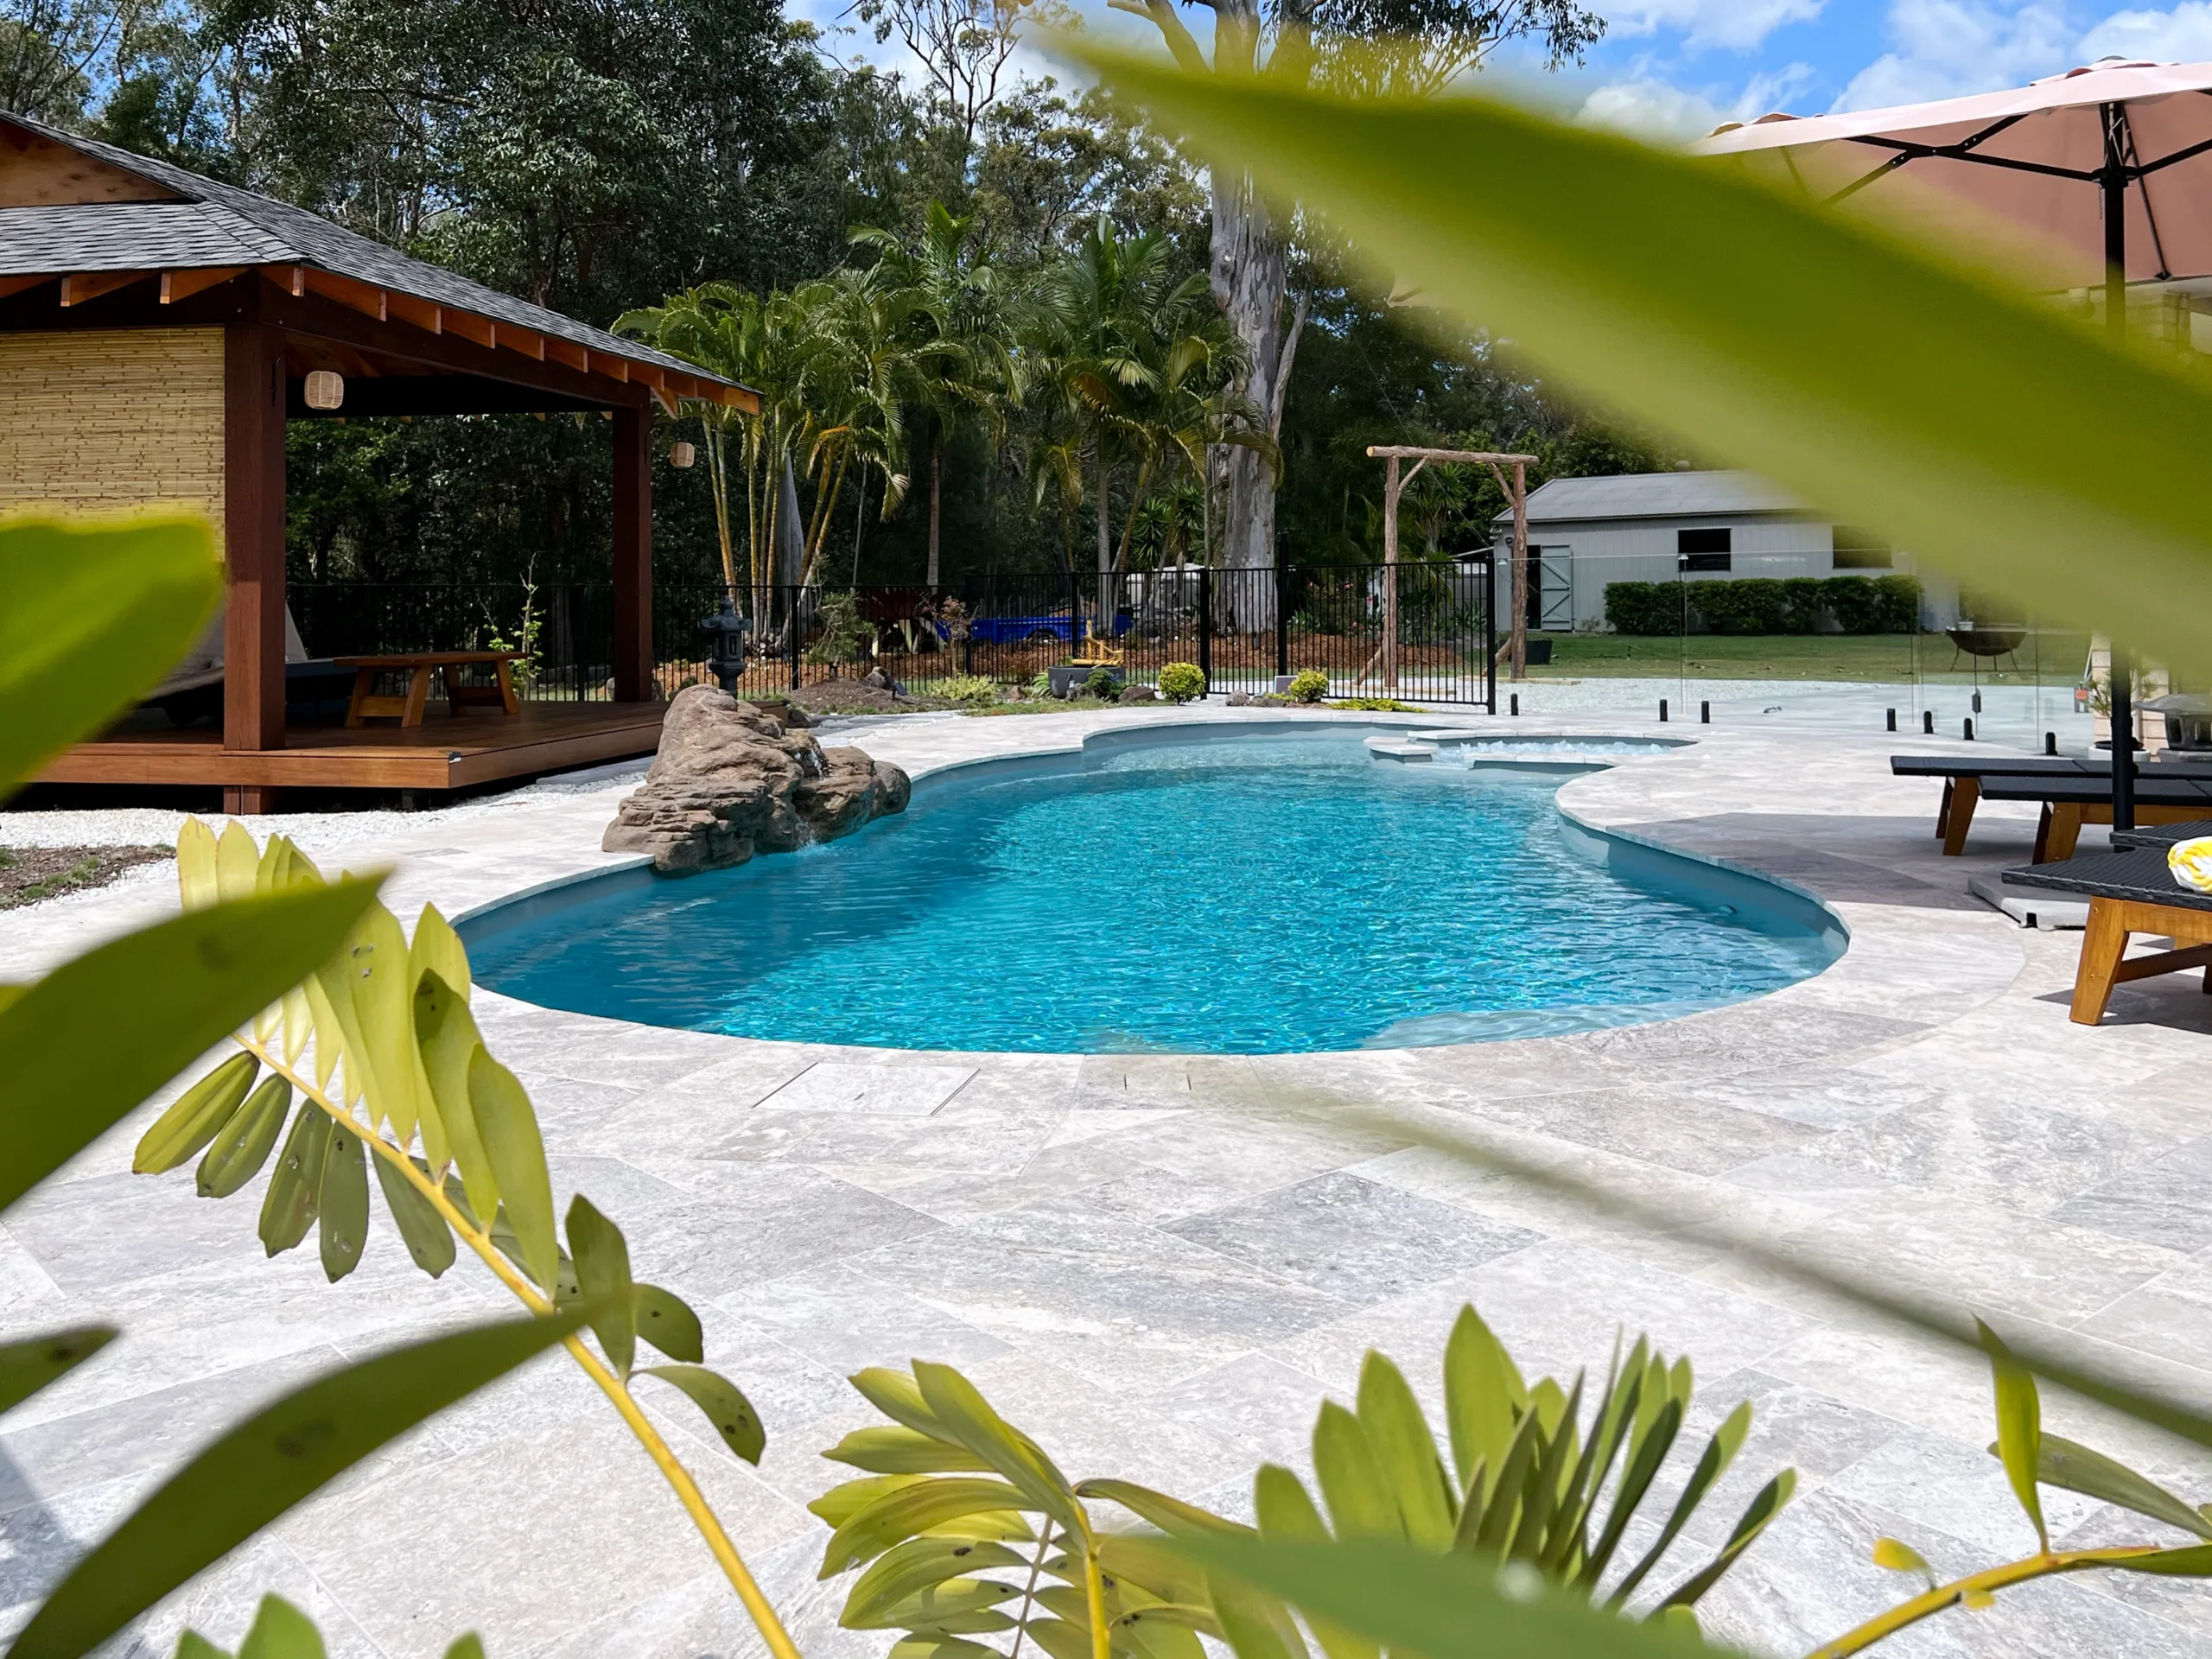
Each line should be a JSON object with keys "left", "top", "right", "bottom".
{"left": 222, "top": 319, "right": 288, "bottom": 814}
{"left": 613, "top": 404, "right": 652, "bottom": 702}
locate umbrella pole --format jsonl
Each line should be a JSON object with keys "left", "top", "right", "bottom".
{"left": 2102, "top": 100, "right": 2137, "bottom": 834}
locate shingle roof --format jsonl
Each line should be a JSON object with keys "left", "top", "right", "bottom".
{"left": 1494, "top": 470, "right": 1817, "bottom": 524}
{"left": 0, "top": 113, "right": 741, "bottom": 392}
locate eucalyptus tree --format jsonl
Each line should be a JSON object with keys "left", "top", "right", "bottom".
{"left": 1108, "top": 0, "right": 1604, "bottom": 626}
{"left": 852, "top": 200, "right": 1020, "bottom": 588}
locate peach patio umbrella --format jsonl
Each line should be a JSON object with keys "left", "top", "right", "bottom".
{"left": 1697, "top": 57, "right": 2212, "bottom": 829}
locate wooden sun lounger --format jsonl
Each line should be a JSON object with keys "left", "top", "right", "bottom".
{"left": 2003, "top": 847, "right": 2212, "bottom": 1024}
{"left": 1974, "top": 772, "right": 2212, "bottom": 861}
{"left": 2111, "top": 819, "right": 2212, "bottom": 850}
{"left": 1891, "top": 753, "right": 2212, "bottom": 855}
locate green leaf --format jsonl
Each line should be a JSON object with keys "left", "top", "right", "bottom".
{"left": 443, "top": 1638, "right": 486, "bottom": 1659}
{"left": 637, "top": 1363, "right": 765, "bottom": 1465}
{"left": 1980, "top": 1319, "right": 2047, "bottom": 1549}
{"left": 1871, "top": 1537, "right": 1929, "bottom": 1577}
{"left": 467, "top": 1049, "right": 556, "bottom": 1291}
{"left": 0, "top": 1325, "right": 117, "bottom": 1414}
{"left": 1252, "top": 1465, "right": 1374, "bottom": 1659}
{"left": 334, "top": 906, "right": 421, "bottom": 1143}
{"left": 843, "top": 1535, "right": 1031, "bottom": 1628}
{"left": 1607, "top": 1401, "right": 1744, "bottom": 1608}
{"left": 177, "top": 1631, "right": 232, "bottom": 1659}
{"left": 633, "top": 1283, "right": 704, "bottom": 1363}
{"left": 373, "top": 1153, "right": 457, "bottom": 1278}
{"left": 813, "top": 1472, "right": 930, "bottom": 1529}
{"left": 257, "top": 1104, "right": 331, "bottom": 1256}
{"left": 1068, "top": 45, "right": 2212, "bottom": 678}
{"left": 234, "top": 1595, "right": 324, "bottom": 1659}
{"left": 2029, "top": 1435, "right": 2212, "bottom": 1542}
{"left": 1173, "top": 1535, "right": 1727, "bottom": 1659}
{"left": 318, "top": 1118, "right": 370, "bottom": 1282}
{"left": 1312, "top": 1401, "right": 1400, "bottom": 1541}
{"left": 1580, "top": 1397, "right": 1683, "bottom": 1592}
{"left": 1356, "top": 1351, "right": 1456, "bottom": 1548}
{"left": 1443, "top": 1305, "right": 1526, "bottom": 1499}
{"left": 852, "top": 1365, "right": 959, "bottom": 1441}
{"left": 566, "top": 1194, "right": 637, "bottom": 1376}
{"left": 8, "top": 1313, "right": 582, "bottom": 1659}
{"left": 133, "top": 1054, "right": 259, "bottom": 1175}
{"left": 821, "top": 1477, "right": 1038, "bottom": 1576}
{"left": 1657, "top": 1470, "right": 1796, "bottom": 1610}
{"left": 1207, "top": 1571, "right": 1310, "bottom": 1659}
{"left": 912, "top": 1361, "right": 1087, "bottom": 1541}
{"left": 829, "top": 1425, "right": 997, "bottom": 1475}
{"left": 196, "top": 1074, "right": 293, "bottom": 1198}
{"left": 415, "top": 972, "right": 495, "bottom": 1220}
{"left": 0, "top": 513, "right": 221, "bottom": 798}
{"left": 1077, "top": 1478, "right": 1249, "bottom": 1537}
{"left": 0, "top": 880, "right": 380, "bottom": 1216}
{"left": 2109, "top": 1545, "right": 2212, "bottom": 1577}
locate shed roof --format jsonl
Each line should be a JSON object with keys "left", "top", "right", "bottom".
{"left": 1494, "top": 469, "right": 1815, "bottom": 525}
{"left": 0, "top": 112, "right": 747, "bottom": 404}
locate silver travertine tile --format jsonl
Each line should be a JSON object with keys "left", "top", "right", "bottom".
{"left": 723, "top": 1265, "right": 1011, "bottom": 1375}
{"left": 1465, "top": 1085, "right": 1828, "bottom": 1176}
{"left": 1162, "top": 1171, "right": 1540, "bottom": 1305}
{"left": 858, "top": 1204, "right": 1353, "bottom": 1392}
{"left": 755, "top": 1062, "right": 976, "bottom": 1116}
{"left": 2050, "top": 1135, "right": 2212, "bottom": 1250}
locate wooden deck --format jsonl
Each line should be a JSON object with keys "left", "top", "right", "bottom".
{"left": 41, "top": 699, "right": 665, "bottom": 791}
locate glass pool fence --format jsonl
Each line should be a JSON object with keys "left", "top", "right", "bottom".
{"left": 288, "top": 551, "right": 2122, "bottom": 753}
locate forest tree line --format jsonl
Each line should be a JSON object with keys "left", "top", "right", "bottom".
{"left": 4, "top": 0, "right": 1689, "bottom": 599}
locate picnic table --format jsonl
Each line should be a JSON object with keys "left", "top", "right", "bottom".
{"left": 338, "top": 652, "right": 524, "bottom": 728}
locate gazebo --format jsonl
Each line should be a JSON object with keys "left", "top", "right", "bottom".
{"left": 0, "top": 111, "right": 755, "bottom": 813}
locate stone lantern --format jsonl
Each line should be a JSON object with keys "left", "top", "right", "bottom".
{"left": 701, "top": 598, "right": 751, "bottom": 693}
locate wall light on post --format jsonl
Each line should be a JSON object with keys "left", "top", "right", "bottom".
{"left": 303, "top": 370, "right": 346, "bottom": 411}
{"left": 669, "top": 441, "right": 696, "bottom": 470}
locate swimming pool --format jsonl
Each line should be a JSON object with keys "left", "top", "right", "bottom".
{"left": 465, "top": 727, "right": 1844, "bottom": 1054}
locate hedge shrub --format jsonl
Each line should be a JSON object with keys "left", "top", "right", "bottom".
{"left": 1603, "top": 582, "right": 1683, "bottom": 635}
{"left": 1603, "top": 574, "right": 1923, "bottom": 635}
{"left": 1157, "top": 662, "right": 1205, "bottom": 703}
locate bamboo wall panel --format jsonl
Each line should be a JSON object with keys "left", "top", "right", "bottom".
{"left": 0, "top": 328, "right": 226, "bottom": 541}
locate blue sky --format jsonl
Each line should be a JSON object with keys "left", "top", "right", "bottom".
{"left": 798, "top": 1, "right": 2212, "bottom": 143}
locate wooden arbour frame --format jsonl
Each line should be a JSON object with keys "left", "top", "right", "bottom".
{"left": 1365, "top": 445, "right": 1536, "bottom": 690}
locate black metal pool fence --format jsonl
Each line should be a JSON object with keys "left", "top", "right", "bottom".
{"left": 287, "top": 560, "right": 1508, "bottom": 707}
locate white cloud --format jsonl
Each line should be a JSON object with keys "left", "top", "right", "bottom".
{"left": 2081, "top": 3, "right": 2212, "bottom": 61}
{"left": 1577, "top": 77, "right": 1730, "bottom": 138}
{"left": 1834, "top": 1, "right": 2075, "bottom": 109}
{"left": 1599, "top": 0, "right": 1825, "bottom": 53}
{"left": 1576, "top": 60, "right": 1818, "bottom": 140}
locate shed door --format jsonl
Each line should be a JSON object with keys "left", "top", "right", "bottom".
{"left": 1525, "top": 547, "right": 1572, "bottom": 631}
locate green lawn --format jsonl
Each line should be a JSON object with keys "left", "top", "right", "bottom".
{"left": 1527, "top": 630, "right": 2092, "bottom": 685}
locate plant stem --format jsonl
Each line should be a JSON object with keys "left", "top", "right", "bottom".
{"left": 234, "top": 1036, "right": 805, "bottom": 1659}
{"left": 1082, "top": 1535, "right": 1109, "bottom": 1659}
{"left": 1805, "top": 1547, "right": 2169, "bottom": 1656}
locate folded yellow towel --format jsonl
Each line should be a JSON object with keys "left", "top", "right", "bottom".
{"left": 2169, "top": 836, "right": 2212, "bottom": 893}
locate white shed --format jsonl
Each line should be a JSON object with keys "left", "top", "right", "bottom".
{"left": 1483, "top": 469, "right": 1951, "bottom": 632}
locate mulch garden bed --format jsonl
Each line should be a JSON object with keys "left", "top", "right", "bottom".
{"left": 0, "top": 845, "right": 172, "bottom": 909}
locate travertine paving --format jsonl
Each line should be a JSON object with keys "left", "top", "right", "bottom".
{"left": 5, "top": 704, "right": 2212, "bottom": 1659}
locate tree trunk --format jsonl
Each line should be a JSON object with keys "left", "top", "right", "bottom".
{"left": 1210, "top": 164, "right": 1293, "bottom": 634}
{"left": 927, "top": 428, "right": 944, "bottom": 590}
{"left": 1095, "top": 445, "right": 1113, "bottom": 653}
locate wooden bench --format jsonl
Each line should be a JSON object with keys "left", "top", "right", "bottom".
{"left": 2004, "top": 847, "right": 2212, "bottom": 1024}
{"left": 337, "top": 652, "right": 524, "bottom": 728}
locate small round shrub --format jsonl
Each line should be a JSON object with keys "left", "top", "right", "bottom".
{"left": 1027, "top": 671, "right": 1052, "bottom": 699}
{"left": 1084, "top": 666, "right": 1122, "bottom": 700}
{"left": 937, "top": 674, "right": 1000, "bottom": 707}
{"left": 1288, "top": 669, "right": 1330, "bottom": 703}
{"left": 1157, "top": 662, "right": 1205, "bottom": 703}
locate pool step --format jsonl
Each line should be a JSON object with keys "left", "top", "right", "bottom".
{"left": 1363, "top": 740, "right": 1434, "bottom": 763}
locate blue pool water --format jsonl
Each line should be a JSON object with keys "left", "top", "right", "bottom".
{"left": 467, "top": 730, "right": 1842, "bottom": 1054}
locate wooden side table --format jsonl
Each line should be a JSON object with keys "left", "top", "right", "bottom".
{"left": 337, "top": 652, "right": 524, "bottom": 728}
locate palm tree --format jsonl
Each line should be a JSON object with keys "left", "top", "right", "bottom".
{"left": 1028, "top": 217, "right": 1260, "bottom": 641}
{"left": 851, "top": 201, "right": 1019, "bottom": 588}
{"left": 795, "top": 271, "right": 912, "bottom": 589}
